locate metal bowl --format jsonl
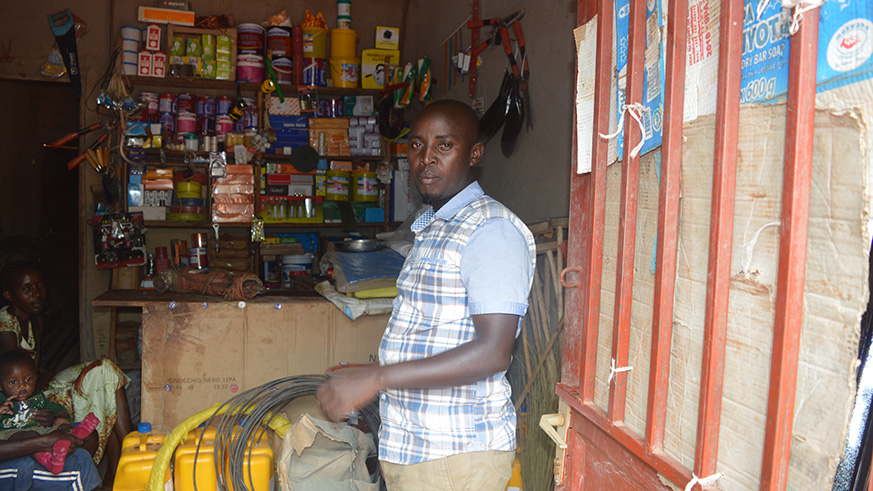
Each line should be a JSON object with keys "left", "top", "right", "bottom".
{"left": 334, "top": 239, "right": 385, "bottom": 253}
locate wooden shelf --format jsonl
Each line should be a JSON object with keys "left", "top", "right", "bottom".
{"left": 263, "top": 153, "right": 384, "bottom": 162}
{"left": 144, "top": 221, "right": 250, "bottom": 228}
{"left": 128, "top": 76, "right": 381, "bottom": 97}
{"left": 92, "top": 288, "right": 320, "bottom": 307}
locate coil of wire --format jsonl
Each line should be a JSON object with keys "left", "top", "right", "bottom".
{"left": 191, "top": 374, "right": 384, "bottom": 491}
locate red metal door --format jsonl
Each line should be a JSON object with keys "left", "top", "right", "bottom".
{"left": 553, "top": 0, "right": 821, "bottom": 489}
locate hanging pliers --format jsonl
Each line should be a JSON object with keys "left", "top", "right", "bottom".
{"left": 46, "top": 120, "right": 116, "bottom": 170}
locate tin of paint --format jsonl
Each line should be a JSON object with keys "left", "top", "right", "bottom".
{"left": 159, "top": 112, "right": 175, "bottom": 134}
{"left": 238, "top": 23, "right": 266, "bottom": 54}
{"left": 215, "top": 115, "right": 233, "bottom": 141}
{"left": 302, "top": 27, "right": 327, "bottom": 59}
{"left": 325, "top": 170, "right": 350, "bottom": 201}
{"left": 328, "top": 57, "right": 360, "bottom": 88}
{"left": 302, "top": 58, "right": 327, "bottom": 86}
{"left": 176, "top": 111, "right": 197, "bottom": 134}
{"left": 266, "top": 26, "right": 292, "bottom": 58}
{"left": 329, "top": 28, "right": 358, "bottom": 58}
{"left": 351, "top": 171, "right": 378, "bottom": 201}
{"left": 262, "top": 259, "right": 280, "bottom": 288}
{"left": 281, "top": 254, "right": 314, "bottom": 286}
{"left": 217, "top": 96, "right": 234, "bottom": 116}
{"left": 237, "top": 54, "right": 264, "bottom": 83}
{"left": 196, "top": 97, "right": 216, "bottom": 116}
{"left": 158, "top": 93, "right": 174, "bottom": 113}
{"left": 176, "top": 93, "right": 194, "bottom": 113}
{"left": 272, "top": 56, "right": 292, "bottom": 85}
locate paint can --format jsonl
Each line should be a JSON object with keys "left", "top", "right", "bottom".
{"left": 351, "top": 171, "right": 378, "bottom": 201}
{"left": 176, "top": 93, "right": 194, "bottom": 114}
{"left": 302, "top": 58, "right": 327, "bottom": 86}
{"left": 158, "top": 93, "right": 174, "bottom": 114}
{"left": 302, "top": 27, "right": 327, "bottom": 59}
{"left": 159, "top": 112, "right": 175, "bottom": 135}
{"left": 330, "top": 28, "right": 358, "bottom": 58}
{"left": 175, "top": 111, "right": 197, "bottom": 134}
{"left": 325, "top": 170, "right": 350, "bottom": 201}
{"left": 281, "top": 254, "right": 314, "bottom": 286}
{"left": 266, "top": 26, "right": 292, "bottom": 58}
{"left": 272, "top": 56, "right": 292, "bottom": 85}
{"left": 238, "top": 23, "right": 266, "bottom": 55}
{"left": 217, "top": 96, "right": 234, "bottom": 116}
{"left": 237, "top": 54, "right": 264, "bottom": 83}
{"left": 215, "top": 115, "right": 233, "bottom": 142}
{"left": 328, "top": 57, "right": 360, "bottom": 88}
{"left": 196, "top": 96, "right": 216, "bottom": 116}
{"left": 261, "top": 258, "right": 280, "bottom": 288}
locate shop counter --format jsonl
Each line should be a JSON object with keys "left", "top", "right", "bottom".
{"left": 93, "top": 290, "right": 389, "bottom": 431}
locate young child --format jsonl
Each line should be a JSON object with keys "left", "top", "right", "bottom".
{"left": 0, "top": 350, "right": 99, "bottom": 474}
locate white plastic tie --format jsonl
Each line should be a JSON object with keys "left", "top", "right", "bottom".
{"left": 741, "top": 221, "right": 780, "bottom": 273}
{"left": 599, "top": 102, "right": 648, "bottom": 158}
{"left": 782, "top": 0, "right": 824, "bottom": 35}
{"left": 608, "top": 357, "right": 633, "bottom": 386}
{"left": 684, "top": 472, "right": 724, "bottom": 491}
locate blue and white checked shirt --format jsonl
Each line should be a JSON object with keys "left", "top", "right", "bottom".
{"left": 378, "top": 181, "right": 536, "bottom": 464}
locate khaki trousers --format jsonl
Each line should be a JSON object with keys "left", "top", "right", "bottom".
{"left": 381, "top": 450, "right": 514, "bottom": 491}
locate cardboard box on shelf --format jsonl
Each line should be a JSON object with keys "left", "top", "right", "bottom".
{"left": 361, "top": 49, "right": 400, "bottom": 89}
{"left": 141, "top": 301, "right": 389, "bottom": 430}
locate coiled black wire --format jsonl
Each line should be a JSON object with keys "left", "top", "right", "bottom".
{"left": 190, "top": 374, "right": 384, "bottom": 491}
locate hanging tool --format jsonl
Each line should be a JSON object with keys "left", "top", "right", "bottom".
{"left": 47, "top": 10, "right": 81, "bottom": 97}
{"left": 513, "top": 20, "right": 532, "bottom": 130}
{"left": 469, "top": 0, "right": 480, "bottom": 98}
{"left": 46, "top": 120, "right": 116, "bottom": 169}
{"left": 498, "top": 22, "right": 525, "bottom": 158}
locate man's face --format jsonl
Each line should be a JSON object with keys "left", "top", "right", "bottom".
{"left": 1, "top": 362, "right": 36, "bottom": 401}
{"left": 408, "top": 108, "right": 483, "bottom": 210}
{"left": 3, "top": 271, "right": 46, "bottom": 316}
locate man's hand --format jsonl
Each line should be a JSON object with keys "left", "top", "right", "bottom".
{"left": 32, "top": 409, "right": 57, "bottom": 427}
{"left": 40, "top": 430, "right": 83, "bottom": 452}
{"left": 316, "top": 365, "right": 382, "bottom": 423}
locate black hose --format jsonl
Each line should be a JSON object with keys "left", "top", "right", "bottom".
{"left": 190, "top": 374, "right": 384, "bottom": 491}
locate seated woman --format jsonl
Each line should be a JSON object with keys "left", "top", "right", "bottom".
{"left": 0, "top": 261, "right": 133, "bottom": 486}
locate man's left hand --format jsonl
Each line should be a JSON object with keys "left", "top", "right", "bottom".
{"left": 32, "top": 409, "right": 56, "bottom": 427}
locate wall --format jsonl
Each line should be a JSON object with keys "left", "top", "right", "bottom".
{"left": 401, "top": 0, "right": 577, "bottom": 223}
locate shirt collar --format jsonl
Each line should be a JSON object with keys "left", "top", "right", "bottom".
{"left": 411, "top": 181, "right": 483, "bottom": 232}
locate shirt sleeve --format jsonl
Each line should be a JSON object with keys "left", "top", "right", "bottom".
{"left": 461, "top": 218, "right": 533, "bottom": 316}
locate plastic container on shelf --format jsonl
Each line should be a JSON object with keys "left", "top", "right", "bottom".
{"left": 302, "top": 27, "right": 327, "bottom": 59}
{"left": 325, "top": 170, "right": 350, "bottom": 201}
{"left": 281, "top": 254, "right": 315, "bottom": 287}
{"left": 330, "top": 28, "right": 358, "bottom": 58}
{"left": 328, "top": 57, "right": 360, "bottom": 88}
{"left": 114, "top": 422, "right": 169, "bottom": 491}
{"left": 351, "top": 171, "right": 378, "bottom": 201}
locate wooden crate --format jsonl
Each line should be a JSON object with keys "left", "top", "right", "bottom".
{"left": 166, "top": 25, "right": 237, "bottom": 81}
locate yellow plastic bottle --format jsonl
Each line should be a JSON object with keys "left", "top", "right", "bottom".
{"left": 114, "top": 422, "right": 170, "bottom": 491}
{"left": 174, "top": 425, "right": 274, "bottom": 491}
{"left": 505, "top": 453, "right": 523, "bottom": 491}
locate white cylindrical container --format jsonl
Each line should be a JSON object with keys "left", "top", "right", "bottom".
{"left": 281, "top": 254, "right": 314, "bottom": 287}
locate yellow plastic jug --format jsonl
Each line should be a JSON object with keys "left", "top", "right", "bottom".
{"left": 114, "top": 422, "right": 171, "bottom": 491}
{"left": 174, "top": 425, "right": 274, "bottom": 491}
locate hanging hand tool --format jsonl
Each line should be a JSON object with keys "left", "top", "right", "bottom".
{"left": 499, "top": 24, "right": 524, "bottom": 158}
{"left": 512, "top": 20, "right": 532, "bottom": 130}
{"left": 46, "top": 120, "right": 116, "bottom": 170}
{"left": 47, "top": 10, "right": 81, "bottom": 97}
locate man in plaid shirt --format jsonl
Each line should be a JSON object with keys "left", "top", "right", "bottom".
{"left": 318, "top": 100, "right": 535, "bottom": 490}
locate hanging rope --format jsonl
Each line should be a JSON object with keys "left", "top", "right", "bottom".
{"left": 782, "top": 0, "right": 824, "bottom": 35}
{"left": 599, "top": 102, "right": 649, "bottom": 158}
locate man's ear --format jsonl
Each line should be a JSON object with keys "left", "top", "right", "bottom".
{"left": 2, "top": 291, "right": 11, "bottom": 304}
{"left": 470, "top": 141, "right": 484, "bottom": 166}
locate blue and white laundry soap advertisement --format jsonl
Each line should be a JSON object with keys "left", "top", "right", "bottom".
{"left": 741, "top": 0, "right": 873, "bottom": 104}
{"left": 613, "top": 0, "right": 665, "bottom": 159}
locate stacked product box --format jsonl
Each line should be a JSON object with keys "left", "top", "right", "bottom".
{"left": 348, "top": 116, "right": 381, "bottom": 156}
{"left": 309, "top": 118, "right": 350, "bottom": 156}
{"left": 212, "top": 164, "right": 254, "bottom": 223}
{"left": 267, "top": 114, "right": 310, "bottom": 155}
